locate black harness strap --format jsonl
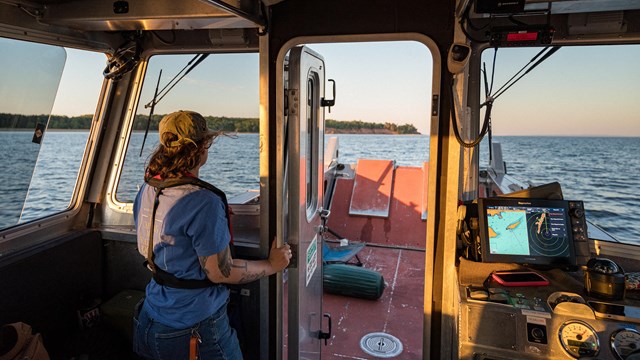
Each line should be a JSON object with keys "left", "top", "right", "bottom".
{"left": 144, "top": 176, "right": 234, "bottom": 289}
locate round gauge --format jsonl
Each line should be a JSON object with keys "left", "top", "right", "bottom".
{"left": 559, "top": 321, "right": 600, "bottom": 358}
{"left": 611, "top": 328, "right": 640, "bottom": 360}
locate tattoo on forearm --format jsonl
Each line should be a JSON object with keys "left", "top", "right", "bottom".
{"left": 217, "top": 247, "right": 232, "bottom": 277}
{"left": 199, "top": 256, "right": 209, "bottom": 275}
{"left": 239, "top": 270, "right": 267, "bottom": 284}
{"left": 231, "top": 260, "right": 267, "bottom": 283}
{"left": 232, "top": 261, "right": 248, "bottom": 271}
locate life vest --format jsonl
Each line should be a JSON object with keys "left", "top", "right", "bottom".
{"left": 143, "top": 176, "right": 235, "bottom": 289}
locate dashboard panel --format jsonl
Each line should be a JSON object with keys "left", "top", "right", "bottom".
{"left": 459, "top": 272, "right": 640, "bottom": 360}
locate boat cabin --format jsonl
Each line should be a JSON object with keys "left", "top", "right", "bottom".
{"left": 1, "top": 0, "right": 639, "bottom": 359}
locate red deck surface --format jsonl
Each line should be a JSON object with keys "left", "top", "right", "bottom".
{"left": 327, "top": 164, "right": 428, "bottom": 249}
{"left": 321, "top": 246, "right": 425, "bottom": 359}
{"left": 284, "top": 161, "right": 428, "bottom": 359}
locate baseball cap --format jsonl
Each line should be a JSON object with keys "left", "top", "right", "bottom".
{"left": 158, "top": 110, "right": 213, "bottom": 148}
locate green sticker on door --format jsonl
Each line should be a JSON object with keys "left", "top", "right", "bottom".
{"left": 306, "top": 235, "right": 318, "bottom": 286}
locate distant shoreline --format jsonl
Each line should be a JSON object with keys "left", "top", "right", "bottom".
{"left": 0, "top": 113, "right": 421, "bottom": 135}
{"left": 325, "top": 128, "right": 419, "bottom": 135}
{"left": 2, "top": 129, "right": 640, "bottom": 137}
{"left": 0, "top": 129, "right": 420, "bottom": 135}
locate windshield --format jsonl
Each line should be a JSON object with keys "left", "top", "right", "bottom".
{"left": 0, "top": 37, "right": 66, "bottom": 229}
{"left": 480, "top": 45, "right": 640, "bottom": 244}
{"left": 116, "top": 53, "right": 260, "bottom": 203}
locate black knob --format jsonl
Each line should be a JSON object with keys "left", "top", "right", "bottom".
{"left": 571, "top": 208, "right": 584, "bottom": 218}
{"left": 531, "top": 327, "right": 544, "bottom": 339}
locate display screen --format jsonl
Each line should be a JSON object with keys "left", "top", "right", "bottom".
{"left": 478, "top": 198, "right": 576, "bottom": 266}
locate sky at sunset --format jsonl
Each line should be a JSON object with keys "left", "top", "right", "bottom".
{"left": 5, "top": 39, "right": 638, "bottom": 136}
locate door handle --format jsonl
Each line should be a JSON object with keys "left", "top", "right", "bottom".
{"left": 318, "top": 313, "right": 332, "bottom": 345}
{"left": 321, "top": 79, "right": 336, "bottom": 112}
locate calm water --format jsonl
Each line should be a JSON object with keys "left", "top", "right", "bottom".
{"left": 5, "top": 132, "right": 640, "bottom": 244}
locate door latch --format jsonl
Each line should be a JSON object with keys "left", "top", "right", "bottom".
{"left": 319, "top": 207, "right": 330, "bottom": 220}
{"left": 318, "top": 313, "right": 332, "bottom": 345}
{"left": 315, "top": 207, "right": 331, "bottom": 234}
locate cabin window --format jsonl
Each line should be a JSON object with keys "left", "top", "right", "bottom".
{"left": 305, "top": 74, "right": 320, "bottom": 219}
{"left": 115, "top": 53, "right": 259, "bottom": 203}
{"left": 479, "top": 44, "right": 640, "bottom": 245}
{"left": 0, "top": 37, "right": 104, "bottom": 231}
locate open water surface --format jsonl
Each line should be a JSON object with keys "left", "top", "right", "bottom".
{"left": 3, "top": 132, "right": 639, "bottom": 244}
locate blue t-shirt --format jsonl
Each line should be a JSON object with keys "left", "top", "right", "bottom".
{"left": 133, "top": 182, "right": 230, "bottom": 328}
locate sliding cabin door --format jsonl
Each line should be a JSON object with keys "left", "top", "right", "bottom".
{"left": 286, "top": 46, "right": 327, "bottom": 360}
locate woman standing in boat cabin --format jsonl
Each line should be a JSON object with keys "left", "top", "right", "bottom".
{"left": 132, "top": 110, "right": 291, "bottom": 360}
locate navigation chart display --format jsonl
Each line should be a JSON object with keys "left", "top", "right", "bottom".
{"left": 477, "top": 198, "right": 576, "bottom": 266}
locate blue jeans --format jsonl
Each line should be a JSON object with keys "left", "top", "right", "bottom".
{"left": 133, "top": 299, "right": 243, "bottom": 360}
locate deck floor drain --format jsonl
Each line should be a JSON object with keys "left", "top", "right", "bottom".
{"left": 360, "top": 332, "right": 403, "bottom": 358}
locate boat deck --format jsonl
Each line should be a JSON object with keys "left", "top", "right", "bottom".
{"left": 317, "top": 160, "right": 427, "bottom": 359}
{"left": 321, "top": 245, "right": 425, "bottom": 359}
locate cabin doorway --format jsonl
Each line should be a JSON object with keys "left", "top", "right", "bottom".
{"left": 280, "top": 39, "right": 433, "bottom": 360}
{"left": 283, "top": 45, "right": 327, "bottom": 359}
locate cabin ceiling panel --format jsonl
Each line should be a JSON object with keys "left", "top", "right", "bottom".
{"left": 139, "top": 28, "right": 260, "bottom": 55}
{"left": 271, "top": 1, "right": 396, "bottom": 37}
{"left": 0, "top": 1, "right": 114, "bottom": 51}
{"left": 270, "top": 0, "right": 454, "bottom": 47}
{"left": 469, "top": 0, "right": 640, "bottom": 18}
{"left": 525, "top": 0, "right": 640, "bottom": 14}
{"left": 466, "top": 9, "right": 640, "bottom": 44}
{"left": 18, "top": 0, "right": 258, "bottom": 31}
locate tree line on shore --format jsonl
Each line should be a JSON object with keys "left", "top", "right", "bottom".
{"left": 0, "top": 113, "right": 419, "bottom": 134}
{"left": 325, "top": 120, "right": 418, "bottom": 134}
